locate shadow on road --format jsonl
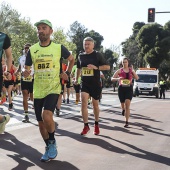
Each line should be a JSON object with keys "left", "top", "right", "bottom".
{"left": 0, "top": 132, "right": 79, "bottom": 170}
{"left": 55, "top": 127, "right": 170, "bottom": 167}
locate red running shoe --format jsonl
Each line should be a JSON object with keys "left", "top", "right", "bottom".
{"left": 93, "top": 125, "right": 100, "bottom": 135}
{"left": 0, "top": 97, "right": 6, "bottom": 105}
{"left": 81, "top": 126, "right": 90, "bottom": 136}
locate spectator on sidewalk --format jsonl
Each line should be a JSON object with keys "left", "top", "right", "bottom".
{"left": 159, "top": 79, "right": 166, "bottom": 99}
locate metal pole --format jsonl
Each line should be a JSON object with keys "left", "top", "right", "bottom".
{"left": 156, "top": 12, "right": 170, "bottom": 13}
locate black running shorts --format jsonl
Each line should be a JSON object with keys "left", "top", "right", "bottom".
{"left": 81, "top": 83, "right": 101, "bottom": 100}
{"left": 34, "top": 94, "right": 59, "bottom": 121}
{"left": 4, "top": 80, "right": 14, "bottom": 88}
{"left": 118, "top": 85, "right": 133, "bottom": 103}
{"left": 21, "top": 79, "right": 33, "bottom": 93}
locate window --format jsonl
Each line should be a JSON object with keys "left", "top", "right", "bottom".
{"left": 136, "top": 75, "right": 157, "bottom": 83}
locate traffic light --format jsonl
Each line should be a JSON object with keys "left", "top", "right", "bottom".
{"left": 148, "top": 8, "right": 155, "bottom": 22}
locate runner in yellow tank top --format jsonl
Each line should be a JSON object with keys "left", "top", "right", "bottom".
{"left": 23, "top": 19, "right": 75, "bottom": 162}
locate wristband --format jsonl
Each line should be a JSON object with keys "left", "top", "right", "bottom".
{"left": 65, "top": 71, "right": 70, "bottom": 76}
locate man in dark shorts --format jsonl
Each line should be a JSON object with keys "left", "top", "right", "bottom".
{"left": 0, "top": 32, "right": 12, "bottom": 133}
{"left": 23, "top": 20, "right": 74, "bottom": 162}
{"left": 75, "top": 37, "right": 110, "bottom": 136}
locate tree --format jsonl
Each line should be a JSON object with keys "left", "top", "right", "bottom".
{"left": 53, "top": 27, "right": 76, "bottom": 60}
{"left": 84, "top": 30, "right": 104, "bottom": 51}
{"left": 160, "top": 21, "right": 170, "bottom": 78}
{"left": 103, "top": 49, "right": 116, "bottom": 69}
{"left": 68, "top": 21, "right": 104, "bottom": 57}
{"left": 122, "top": 22, "right": 145, "bottom": 69}
{"left": 0, "top": 2, "right": 20, "bottom": 35}
{"left": 10, "top": 19, "right": 38, "bottom": 63}
{"left": 67, "top": 21, "right": 87, "bottom": 57}
{"left": 0, "top": 2, "right": 37, "bottom": 64}
{"left": 159, "top": 59, "right": 170, "bottom": 80}
{"left": 136, "top": 23, "right": 170, "bottom": 68}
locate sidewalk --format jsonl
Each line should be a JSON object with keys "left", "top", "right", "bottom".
{"left": 102, "top": 87, "right": 170, "bottom": 98}
{"left": 102, "top": 87, "right": 118, "bottom": 95}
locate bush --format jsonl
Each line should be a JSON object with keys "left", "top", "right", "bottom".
{"left": 165, "top": 80, "right": 170, "bottom": 90}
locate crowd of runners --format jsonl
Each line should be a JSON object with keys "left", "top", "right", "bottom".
{"left": 0, "top": 19, "right": 139, "bottom": 162}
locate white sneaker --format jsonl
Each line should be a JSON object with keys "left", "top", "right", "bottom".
{"left": 0, "top": 114, "right": 10, "bottom": 134}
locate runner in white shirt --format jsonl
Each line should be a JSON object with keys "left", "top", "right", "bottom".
{"left": 16, "top": 43, "right": 34, "bottom": 122}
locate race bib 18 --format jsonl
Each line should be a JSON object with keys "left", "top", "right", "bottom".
{"left": 82, "top": 67, "right": 94, "bottom": 76}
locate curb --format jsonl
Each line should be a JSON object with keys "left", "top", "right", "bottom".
{"left": 102, "top": 87, "right": 118, "bottom": 95}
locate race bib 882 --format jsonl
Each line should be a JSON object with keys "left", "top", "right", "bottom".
{"left": 35, "top": 58, "right": 53, "bottom": 72}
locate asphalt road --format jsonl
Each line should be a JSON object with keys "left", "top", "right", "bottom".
{"left": 0, "top": 89, "right": 170, "bottom": 170}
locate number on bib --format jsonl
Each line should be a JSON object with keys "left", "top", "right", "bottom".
{"left": 82, "top": 67, "right": 94, "bottom": 76}
{"left": 121, "top": 79, "right": 130, "bottom": 86}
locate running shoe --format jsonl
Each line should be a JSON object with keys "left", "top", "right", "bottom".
{"left": 56, "top": 109, "right": 60, "bottom": 116}
{"left": 63, "top": 99, "right": 65, "bottom": 103}
{"left": 124, "top": 123, "right": 129, "bottom": 128}
{"left": 93, "top": 125, "right": 100, "bottom": 135}
{"left": 8, "top": 103, "right": 13, "bottom": 111}
{"left": 3, "top": 97, "right": 6, "bottom": 103}
{"left": 48, "top": 140, "right": 58, "bottom": 159}
{"left": 0, "top": 114, "right": 10, "bottom": 134}
{"left": 122, "top": 110, "right": 125, "bottom": 116}
{"left": 75, "top": 100, "right": 79, "bottom": 105}
{"left": 40, "top": 147, "right": 50, "bottom": 162}
{"left": 124, "top": 121, "right": 129, "bottom": 128}
{"left": 55, "top": 122, "right": 59, "bottom": 130}
{"left": 67, "top": 98, "right": 69, "bottom": 104}
{"left": 22, "top": 115, "right": 29, "bottom": 123}
{"left": 81, "top": 126, "right": 90, "bottom": 136}
{"left": 0, "top": 97, "right": 6, "bottom": 104}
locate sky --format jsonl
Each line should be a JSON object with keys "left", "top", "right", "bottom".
{"left": 2, "top": 0, "right": 170, "bottom": 51}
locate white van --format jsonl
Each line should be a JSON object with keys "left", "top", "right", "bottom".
{"left": 133, "top": 68, "right": 159, "bottom": 98}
